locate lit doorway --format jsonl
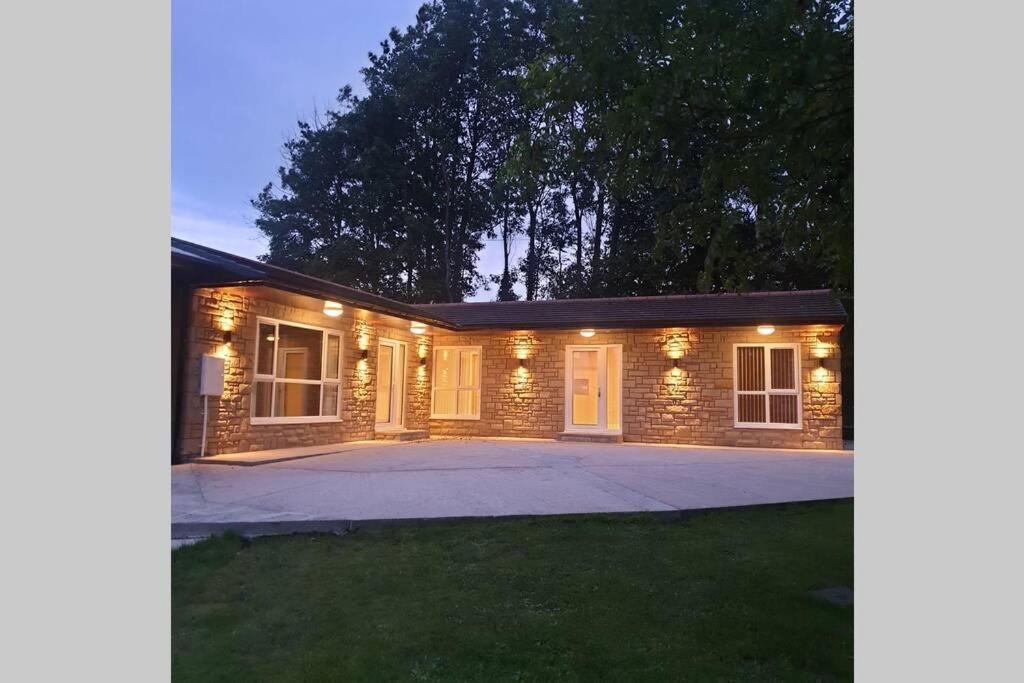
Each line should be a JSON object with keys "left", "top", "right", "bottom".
{"left": 376, "top": 339, "right": 407, "bottom": 429}
{"left": 564, "top": 344, "right": 622, "bottom": 433}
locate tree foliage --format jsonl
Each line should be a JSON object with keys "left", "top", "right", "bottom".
{"left": 254, "top": 0, "right": 852, "bottom": 302}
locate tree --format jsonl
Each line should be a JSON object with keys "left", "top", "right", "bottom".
{"left": 253, "top": 0, "right": 853, "bottom": 301}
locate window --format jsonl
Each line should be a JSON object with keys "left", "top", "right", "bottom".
{"left": 251, "top": 317, "right": 342, "bottom": 424}
{"left": 733, "top": 343, "right": 802, "bottom": 429}
{"left": 430, "top": 346, "right": 481, "bottom": 419}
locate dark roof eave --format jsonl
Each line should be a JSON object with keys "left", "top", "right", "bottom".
{"left": 449, "top": 316, "right": 847, "bottom": 331}
{"left": 171, "top": 241, "right": 460, "bottom": 330}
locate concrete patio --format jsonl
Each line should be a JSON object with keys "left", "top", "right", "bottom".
{"left": 172, "top": 438, "right": 852, "bottom": 536}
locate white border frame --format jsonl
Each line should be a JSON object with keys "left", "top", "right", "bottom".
{"left": 429, "top": 345, "right": 482, "bottom": 420}
{"left": 250, "top": 316, "right": 343, "bottom": 425}
{"left": 375, "top": 337, "right": 407, "bottom": 429}
{"left": 563, "top": 344, "right": 623, "bottom": 434}
{"left": 733, "top": 342, "right": 803, "bottom": 430}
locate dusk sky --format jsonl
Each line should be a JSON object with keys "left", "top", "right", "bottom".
{"left": 172, "top": 0, "right": 509, "bottom": 300}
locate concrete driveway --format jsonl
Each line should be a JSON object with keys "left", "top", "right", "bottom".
{"left": 172, "top": 438, "right": 852, "bottom": 527}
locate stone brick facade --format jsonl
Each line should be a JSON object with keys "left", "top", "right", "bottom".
{"left": 176, "top": 286, "right": 431, "bottom": 458}
{"left": 176, "top": 285, "right": 842, "bottom": 458}
{"left": 429, "top": 326, "right": 842, "bottom": 450}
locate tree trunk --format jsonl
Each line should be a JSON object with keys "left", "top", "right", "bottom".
{"left": 526, "top": 201, "right": 538, "bottom": 301}
{"left": 571, "top": 182, "right": 583, "bottom": 272}
{"left": 589, "top": 184, "right": 605, "bottom": 294}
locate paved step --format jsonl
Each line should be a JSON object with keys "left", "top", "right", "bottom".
{"left": 555, "top": 432, "right": 623, "bottom": 444}
{"left": 375, "top": 429, "right": 429, "bottom": 442}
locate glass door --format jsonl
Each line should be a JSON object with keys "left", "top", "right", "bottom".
{"left": 376, "top": 339, "right": 406, "bottom": 428}
{"left": 565, "top": 345, "right": 621, "bottom": 432}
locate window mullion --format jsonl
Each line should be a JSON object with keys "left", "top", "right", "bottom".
{"left": 268, "top": 323, "right": 276, "bottom": 417}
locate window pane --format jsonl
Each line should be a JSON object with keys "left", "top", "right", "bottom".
{"left": 376, "top": 344, "right": 394, "bottom": 423}
{"left": 275, "top": 325, "right": 323, "bottom": 380}
{"left": 770, "top": 348, "right": 796, "bottom": 390}
{"left": 435, "top": 349, "right": 457, "bottom": 389}
{"left": 459, "top": 351, "right": 478, "bottom": 387}
{"left": 770, "top": 395, "right": 799, "bottom": 424}
{"left": 257, "top": 323, "right": 276, "bottom": 375}
{"left": 252, "top": 381, "right": 273, "bottom": 417}
{"left": 274, "top": 382, "right": 320, "bottom": 417}
{"left": 325, "top": 335, "right": 340, "bottom": 380}
{"left": 434, "top": 388, "right": 457, "bottom": 416}
{"left": 607, "top": 346, "right": 621, "bottom": 430}
{"left": 738, "top": 394, "right": 766, "bottom": 423}
{"left": 321, "top": 383, "right": 339, "bottom": 418}
{"left": 572, "top": 350, "right": 599, "bottom": 426}
{"left": 457, "top": 389, "right": 477, "bottom": 416}
{"left": 736, "top": 347, "right": 765, "bottom": 391}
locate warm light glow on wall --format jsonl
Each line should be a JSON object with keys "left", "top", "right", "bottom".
{"left": 815, "top": 363, "right": 829, "bottom": 382}
{"left": 323, "top": 301, "right": 343, "bottom": 317}
{"left": 579, "top": 328, "right": 596, "bottom": 338}
{"left": 356, "top": 321, "right": 371, "bottom": 351}
{"left": 219, "top": 309, "right": 234, "bottom": 332}
{"left": 756, "top": 325, "right": 775, "bottom": 336}
{"left": 410, "top": 322, "right": 427, "bottom": 335}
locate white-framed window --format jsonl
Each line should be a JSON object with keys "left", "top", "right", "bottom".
{"left": 430, "top": 346, "right": 481, "bottom": 419}
{"left": 733, "top": 343, "right": 802, "bottom": 429}
{"left": 251, "top": 317, "right": 342, "bottom": 424}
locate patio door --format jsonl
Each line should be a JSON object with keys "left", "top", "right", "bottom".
{"left": 564, "top": 345, "right": 622, "bottom": 433}
{"left": 376, "top": 339, "right": 406, "bottom": 429}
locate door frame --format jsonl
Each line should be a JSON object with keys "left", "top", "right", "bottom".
{"left": 564, "top": 344, "right": 622, "bottom": 434}
{"left": 375, "top": 338, "right": 407, "bottom": 429}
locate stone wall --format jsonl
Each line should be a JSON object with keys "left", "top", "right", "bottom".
{"left": 176, "top": 284, "right": 842, "bottom": 457}
{"left": 176, "top": 286, "right": 430, "bottom": 458}
{"left": 430, "top": 325, "right": 843, "bottom": 450}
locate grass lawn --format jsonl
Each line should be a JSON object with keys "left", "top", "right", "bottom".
{"left": 173, "top": 501, "right": 852, "bottom": 681}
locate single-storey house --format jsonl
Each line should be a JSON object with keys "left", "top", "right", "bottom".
{"left": 172, "top": 238, "right": 846, "bottom": 461}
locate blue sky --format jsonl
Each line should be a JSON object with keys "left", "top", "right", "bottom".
{"left": 172, "top": 0, "right": 511, "bottom": 299}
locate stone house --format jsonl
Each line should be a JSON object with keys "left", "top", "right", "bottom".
{"left": 172, "top": 238, "right": 846, "bottom": 462}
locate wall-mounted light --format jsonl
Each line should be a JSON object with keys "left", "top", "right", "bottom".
{"left": 222, "top": 330, "right": 233, "bottom": 345}
{"left": 361, "top": 349, "right": 369, "bottom": 360}
{"left": 756, "top": 325, "right": 775, "bottom": 336}
{"left": 519, "top": 358, "right": 526, "bottom": 368}
{"left": 323, "top": 301, "right": 343, "bottom": 317}
{"left": 265, "top": 334, "right": 276, "bottom": 342}
{"left": 579, "top": 328, "right": 596, "bottom": 338}
{"left": 671, "top": 358, "right": 682, "bottom": 378}
{"left": 410, "top": 322, "right": 427, "bottom": 335}
{"left": 420, "top": 356, "right": 427, "bottom": 367}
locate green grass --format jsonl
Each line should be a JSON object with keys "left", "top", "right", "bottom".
{"left": 173, "top": 502, "right": 852, "bottom": 682}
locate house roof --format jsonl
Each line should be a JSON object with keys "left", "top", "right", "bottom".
{"left": 171, "top": 238, "right": 460, "bottom": 329}
{"left": 172, "top": 238, "right": 846, "bottom": 331}
{"left": 414, "top": 290, "right": 847, "bottom": 330}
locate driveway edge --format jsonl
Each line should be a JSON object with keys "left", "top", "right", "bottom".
{"left": 172, "top": 497, "right": 853, "bottom": 540}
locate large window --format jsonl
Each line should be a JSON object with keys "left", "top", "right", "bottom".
{"left": 251, "top": 317, "right": 342, "bottom": 424}
{"left": 733, "top": 343, "right": 802, "bottom": 429}
{"left": 430, "top": 346, "right": 481, "bottom": 419}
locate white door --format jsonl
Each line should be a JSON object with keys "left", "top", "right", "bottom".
{"left": 565, "top": 345, "right": 621, "bottom": 433}
{"left": 376, "top": 339, "right": 406, "bottom": 428}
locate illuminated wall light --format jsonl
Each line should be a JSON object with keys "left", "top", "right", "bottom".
{"left": 756, "top": 325, "right": 775, "bottom": 336}
{"left": 410, "top": 322, "right": 427, "bottom": 335}
{"left": 323, "top": 301, "right": 344, "bottom": 317}
{"left": 671, "top": 358, "right": 682, "bottom": 378}
{"left": 579, "top": 328, "right": 596, "bottom": 338}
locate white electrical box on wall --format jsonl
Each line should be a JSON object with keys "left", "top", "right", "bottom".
{"left": 199, "top": 354, "right": 225, "bottom": 397}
